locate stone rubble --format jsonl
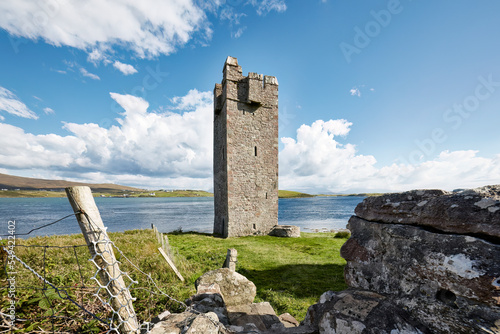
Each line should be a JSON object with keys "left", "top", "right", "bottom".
{"left": 150, "top": 268, "right": 301, "bottom": 334}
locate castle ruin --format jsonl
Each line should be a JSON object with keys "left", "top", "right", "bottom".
{"left": 213, "top": 57, "right": 279, "bottom": 238}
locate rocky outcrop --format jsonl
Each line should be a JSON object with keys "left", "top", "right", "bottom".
{"left": 305, "top": 185, "right": 500, "bottom": 334}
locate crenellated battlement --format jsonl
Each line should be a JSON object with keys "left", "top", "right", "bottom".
{"left": 216, "top": 57, "right": 278, "bottom": 113}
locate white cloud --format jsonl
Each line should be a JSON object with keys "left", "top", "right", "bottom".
{"left": 0, "top": 87, "right": 38, "bottom": 119}
{"left": 279, "top": 119, "right": 500, "bottom": 193}
{"left": 0, "top": 90, "right": 214, "bottom": 190}
{"left": 249, "top": 0, "right": 287, "bottom": 15}
{"left": 1, "top": 96, "right": 498, "bottom": 192}
{"left": 232, "top": 27, "right": 246, "bottom": 39}
{"left": 0, "top": 0, "right": 209, "bottom": 59}
{"left": 350, "top": 87, "right": 361, "bottom": 97}
{"left": 87, "top": 48, "right": 111, "bottom": 65}
{"left": 113, "top": 61, "right": 138, "bottom": 75}
{"left": 350, "top": 85, "right": 375, "bottom": 97}
{"left": 80, "top": 68, "right": 100, "bottom": 80}
{"left": 43, "top": 107, "right": 55, "bottom": 114}
{"left": 220, "top": 8, "right": 246, "bottom": 25}
{"left": 0, "top": 1, "right": 288, "bottom": 58}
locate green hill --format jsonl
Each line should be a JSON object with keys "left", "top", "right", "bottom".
{"left": 278, "top": 190, "right": 315, "bottom": 198}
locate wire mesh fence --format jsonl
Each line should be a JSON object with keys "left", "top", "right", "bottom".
{"left": 0, "top": 200, "right": 195, "bottom": 333}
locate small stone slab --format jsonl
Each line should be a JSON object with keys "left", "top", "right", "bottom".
{"left": 196, "top": 268, "right": 256, "bottom": 307}
{"left": 269, "top": 225, "right": 300, "bottom": 238}
{"left": 227, "top": 302, "right": 281, "bottom": 332}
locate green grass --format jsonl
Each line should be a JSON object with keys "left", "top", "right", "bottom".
{"left": 0, "top": 190, "right": 66, "bottom": 198}
{"left": 0, "top": 230, "right": 348, "bottom": 332}
{"left": 278, "top": 190, "right": 315, "bottom": 198}
{"left": 135, "top": 190, "right": 212, "bottom": 197}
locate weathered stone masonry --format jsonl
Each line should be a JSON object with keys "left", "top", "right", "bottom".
{"left": 213, "top": 56, "right": 279, "bottom": 238}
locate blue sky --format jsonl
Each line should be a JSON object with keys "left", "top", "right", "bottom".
{"left": 0, "top": 0, "right": 499, "bottom": 193}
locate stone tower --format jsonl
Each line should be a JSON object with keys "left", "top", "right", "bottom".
{"left": 213, "top": 57, "right": 279, "bottom": 238}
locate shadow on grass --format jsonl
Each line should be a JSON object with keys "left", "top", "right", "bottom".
{"left": 167, "top": 230, "right": 214, "bottom": 236}
{"left": 239, "top": 263, "right": 347, "bottom": 300}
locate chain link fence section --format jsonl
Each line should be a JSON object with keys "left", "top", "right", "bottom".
{"left": 1, "top": 186, "right": 218, "bottom": 333}
{"left": 88, "top": 237, "right": 139, "bottom": 333}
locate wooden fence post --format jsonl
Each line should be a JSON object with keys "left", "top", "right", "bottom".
{"left": 66, "top": 186, "right": 139, "bottom": 334}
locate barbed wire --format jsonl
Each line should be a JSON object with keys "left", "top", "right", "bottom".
{"left": 0, "top": 213, "right": 77, "bottom": 237}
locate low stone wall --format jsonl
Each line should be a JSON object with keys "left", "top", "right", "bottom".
{"left": 305, "top": 185, "right": 500, "bottom": 334}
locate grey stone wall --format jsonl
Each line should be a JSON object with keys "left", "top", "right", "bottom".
{"left": 213, "top": 57, "right": 279, "bottom": 238}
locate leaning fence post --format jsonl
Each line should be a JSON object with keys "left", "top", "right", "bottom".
{"left": 65, "top": 186, "right": 139, "bottom": 334}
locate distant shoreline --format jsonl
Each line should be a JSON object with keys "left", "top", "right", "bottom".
{"left": 0, "top": 189, "right": 381, "bottom": 199}
{"left": 0, "top": 189, "right": 213, "bottom": 198}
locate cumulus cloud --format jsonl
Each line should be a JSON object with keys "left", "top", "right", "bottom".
{"left": 0, "top": 1, "right": 288, "bottom": 57}
{"left": 0, "top": 0, "right": 209, "bottom": 58}
{"left": 0, "top": 87, "right": 38, "bottom": 119}
{"left": 80, "top": 68, "right": 100, "bottom": 80}
{"left": 0, "top": 89, "right": 213, "bottom": 189}
{"left": 113, "top": 61, "right": 138, "bottom": 75}
{"left": 279, "top": 119, "right": 500, "bottom": 193}
{"left": 1, "top": 98, "right": 498, "bottom": 192}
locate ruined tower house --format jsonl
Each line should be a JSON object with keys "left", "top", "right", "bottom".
{"left": 213, "top": 57, "right": 279, "bottom": 238}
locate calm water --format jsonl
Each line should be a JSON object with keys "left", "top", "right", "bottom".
{"left": 0, "top": 196, "right": 364, "bottom": 238}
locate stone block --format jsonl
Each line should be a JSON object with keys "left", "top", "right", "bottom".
{"left": 269, "top": 225, "right": 300, "bottom": 238}
{"left": 227, "top": 302, "right": 281, "bottom": 332}
{"left": 195, "top": 268, "right": 256, "bottom": 307}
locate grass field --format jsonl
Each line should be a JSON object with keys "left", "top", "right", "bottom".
{"left": 0, "top": 229, "right": 348, "bottom": 332}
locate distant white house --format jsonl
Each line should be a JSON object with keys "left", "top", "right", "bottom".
{"left": 149, "top": 192, "right": 156, "bottom": 196}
